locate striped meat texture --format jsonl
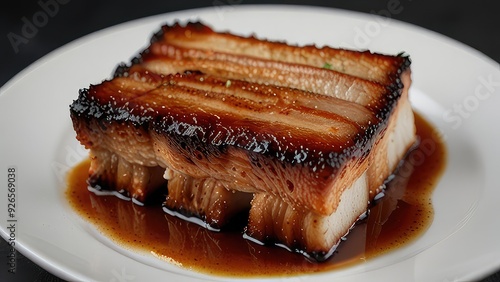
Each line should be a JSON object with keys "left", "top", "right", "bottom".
{"left": 70, "top": 22, "right": 416, "bottom": 260}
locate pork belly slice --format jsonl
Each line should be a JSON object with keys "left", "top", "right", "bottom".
{"left": 164, "top": 171, "right": 252, "bottom": 231}
{"left": 149, "top": 22, "right": 409, "bottom": 86}
{"left": 71, "top": 69, "right": 379, "bottom": 214}
{"left": 70, "top": 22, "right": 416, "bottom": 261}
{"left": 245, "top": 89, "right": 416, "bottom": 259}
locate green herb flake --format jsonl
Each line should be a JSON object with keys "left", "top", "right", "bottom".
{"left": 323, "top": 62, "right": 332, "bottom": 69}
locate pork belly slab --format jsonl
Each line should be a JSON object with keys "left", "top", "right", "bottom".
{"left": 70, "top": 22, "right": 416, "bottom": 261}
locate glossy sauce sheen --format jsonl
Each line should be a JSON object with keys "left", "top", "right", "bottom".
{"left": 66, "top": 113, "right": 446, "bottom": 277}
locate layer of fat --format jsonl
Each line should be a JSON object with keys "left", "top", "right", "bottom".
{"left": 305, "top": 170, "right": 369, "bottom": 252}
{"left": 246, "top": 171, "right": 368, "bottom": 256}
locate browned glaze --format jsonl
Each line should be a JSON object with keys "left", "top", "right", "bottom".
{"left": 66, "top": 113, "right": 446, "bottom": 277}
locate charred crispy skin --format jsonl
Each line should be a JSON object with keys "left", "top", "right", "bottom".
{"left": 70, "top": 22, "right": 415, "bottom": 260}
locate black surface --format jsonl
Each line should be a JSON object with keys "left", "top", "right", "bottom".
{"left": 1, "top": 1, "right": 499, "bottom": 281}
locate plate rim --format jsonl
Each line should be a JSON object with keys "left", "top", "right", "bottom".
{"left": 1, "top": 4, "right": 500, "bottom": 282}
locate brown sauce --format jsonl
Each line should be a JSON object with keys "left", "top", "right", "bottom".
{"left": 65, "top": 113, "right": 446, "bottom": 277}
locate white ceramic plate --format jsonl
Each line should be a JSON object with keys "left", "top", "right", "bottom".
{"left": 1, "top": 5, "right": 499, "bottom": 282}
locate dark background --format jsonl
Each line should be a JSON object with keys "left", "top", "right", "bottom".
{"left": 1, "top": 0, "right": 500, "bottom": 88}
{"left": 1, "top": 0, "right": 499, "bottom": 281}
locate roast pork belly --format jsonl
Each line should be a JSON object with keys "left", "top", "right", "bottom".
{"left": 69, "top": 21, "right": 415, "bottom": 260}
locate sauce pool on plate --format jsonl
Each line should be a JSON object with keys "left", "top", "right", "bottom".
{"left": 65, "top": 113, "right": 446, "bottom": 277}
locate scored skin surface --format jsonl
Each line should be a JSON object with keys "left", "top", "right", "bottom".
{"left": 139, "top": 23, "right": 410, "bottom": 124}
{"left": 76, "top": 70, "right": 376, "bottom": 160}
{"left": 141, "top": 47, "right": 389, "bottom": 110}
{"left": 152, "top": 22, "right": 409, "bottom": 87}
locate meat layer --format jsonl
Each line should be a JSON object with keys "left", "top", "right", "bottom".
{"left": 164, "top": 171, "right": 252, "bottom": 231}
